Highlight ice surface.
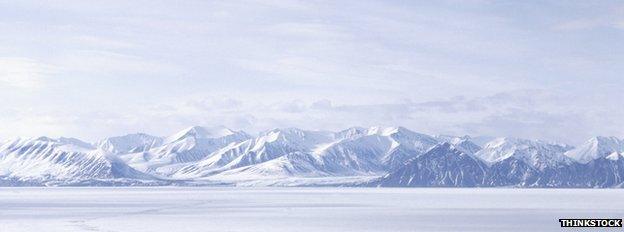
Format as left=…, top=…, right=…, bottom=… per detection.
left=0, top=187, right=622, bottom=232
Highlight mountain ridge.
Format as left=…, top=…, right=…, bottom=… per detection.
left=1, top=126, right=623, bottom=187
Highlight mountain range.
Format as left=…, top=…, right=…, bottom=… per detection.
left=1, top=126, right=623, bottom=187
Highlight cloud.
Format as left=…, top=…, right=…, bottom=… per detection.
left=185, top=97, right=243, bottom=111
left=2, top=88, right=622, bottom=145
left=0, top=57, right=56, bottom=89
left=72, top=35, right=137, bottom=49
left=264, top=22, right=353, bottom=40
left=271, top=100, right=307, bottom=113
left=311, top=99, right=332, bottom=110
left=554, top=19, right=606, bottom=31
left=53, top=50, right=180, bottom=75
left=551, top=5, right=624, bottom=31
left=140, top=90, right=593, bottom=144
left=553, top=18, right=624, bottom=31
left=0, top=1, right=622, bottom=145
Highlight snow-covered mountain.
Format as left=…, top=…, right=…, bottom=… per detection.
left=118, top=126, right=251, bottom=177
left=375, top=136, right=624, bottom=188
left=0, top=137, right=154, bottom=186
left=377, top=142, right=487, bottom=187
left=181, top=126, right=440, bottom=182
left=475, top=138, right=574, bottom=169
left=172, top=128, right=333, bottom=179
left=1, top=127, right=623, bottom=187
left=565, top=136, right=624, bottom=164
left=436, top=135, right=482, bottom=155
left=477, top=138, right=573, bottom=187
left=96, top=133, right=163, bottom=154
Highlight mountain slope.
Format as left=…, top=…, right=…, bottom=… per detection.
left=475, top=138, right=574, bottom=170
left=172, top=128, right=333, bottom=178
left=377, top=143, right=487, bottom=187
left=313, top=126, right=439, bottom=174
left=0, top=137, right=153, bottom=185
left=190, top=126, right=440, bottom=180
left=96, top=133, right=163, bottom=154
left=0, top=127, right=623, bottom=188
left=565, top=136, right=624, bottom=164
left=117, top=126, right=251, bottom=177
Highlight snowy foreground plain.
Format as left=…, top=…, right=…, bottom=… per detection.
left=1, top=188, right=623, bottom=232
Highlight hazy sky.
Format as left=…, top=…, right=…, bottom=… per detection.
left=1, top=0, right=623, bottom=144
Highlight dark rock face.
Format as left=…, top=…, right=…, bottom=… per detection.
left=376, top=144, right=624, bottom=188
left=485, top=157, right=539, bottom=187
left=378, top=143, right=487, bottom=187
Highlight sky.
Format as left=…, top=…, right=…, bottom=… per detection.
left=0, top=0, right=623, bottom=145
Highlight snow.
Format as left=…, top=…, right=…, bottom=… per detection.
left=2, top=126, right=624, bottom=187
left=0, top=137, right=136, bottom=180
left=165, top=125, right=240, bottom=143
left=379, top=143, right=487, bottom=187
left=444, top=136, right=482, bottom=155
left=606, top=152, right=623, bottom=161
left=565, top=136, right=624, bottom=163
left=96, top=133, right=163, bottom=154
left=366, top=126, right=400, bottom=136
left=334, top=127, right=366, bottom=140
left=474, top=137, right=572, bottom=168
left=115, top=126, right=251, bottom=177
left=1, top=187, right=623, bottom=232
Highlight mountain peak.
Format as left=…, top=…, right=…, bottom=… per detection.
left=475, top=137, right=571, bottom=167
left=565, top=136, right=624, bottom=163
left=57, top=137, right=95, bottom=149
left=335, top=127, right=367, bottom=140
left=16, top=136, right=93, bottom=148
left=449, top=138, right=481, bottom=155
left=96, top=133, right=163, bottom=154
left=257, top=128, right=333, bottom=149
left=431, top=142, right=455, bottom=151
left=606, top=152, right=623, bottom=161
left=3, top=127, right=624, bottom=187
left=593, top=136, right=621, bottom=142
left=427, top=141, right=479, bottom=157
left=167, top=126, right=238, bottom=142
left=365, top=126, right=434, bottom=140
left=366, top=126, right=405, bottom=136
